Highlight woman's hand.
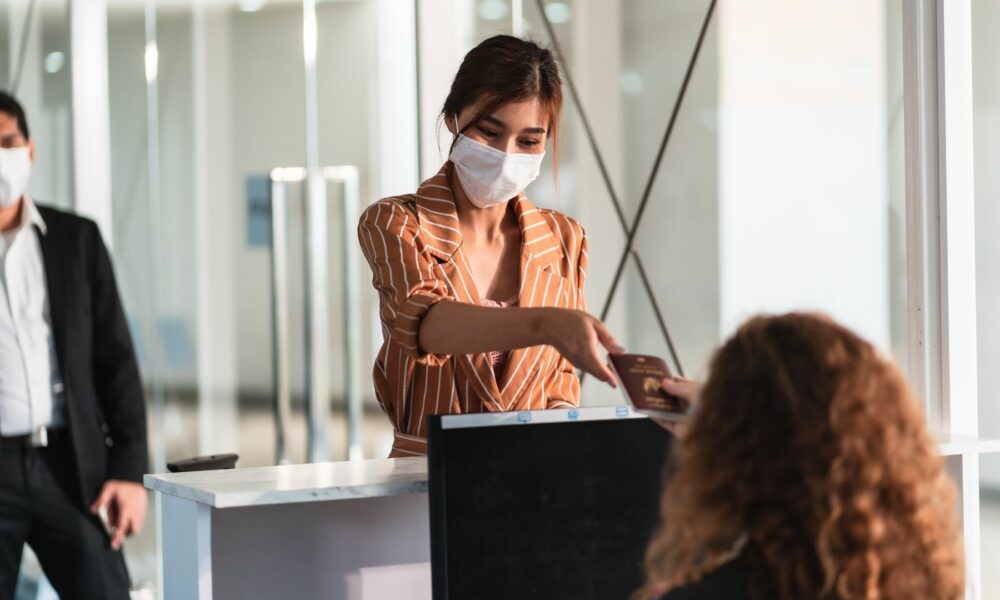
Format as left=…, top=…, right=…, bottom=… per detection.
left=662, top=376, right=701, bottom=404
left=654, top=376, right=702, bottom=437
left=539, top=308, right=624, bottom=386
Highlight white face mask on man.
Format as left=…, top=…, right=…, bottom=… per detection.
left=0, top=147, right=31, bottom=208
left=448, top=116, right=545, bottom=208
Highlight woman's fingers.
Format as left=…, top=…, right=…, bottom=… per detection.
left=662, top=377, right=701, bottom=403
left=587, top=362, right=617, bottom=387
left=590, top=354, right=618, bottom=387
left=548, top=309, right=621, bottom=387
left=587, top=321, right=619, bottom=386
left=593, top=319, right=626, bottom=355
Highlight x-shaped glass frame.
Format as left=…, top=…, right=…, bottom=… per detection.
left=534, top=0, right=719, bottom=378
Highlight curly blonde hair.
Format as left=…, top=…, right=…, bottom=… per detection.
left=640, top=313, right=963, bottom=599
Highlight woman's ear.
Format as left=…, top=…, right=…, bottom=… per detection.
left=444, top=114, right=457, bottom=135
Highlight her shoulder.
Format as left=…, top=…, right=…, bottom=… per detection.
left=537, top=208, right=587, bottom=247
left=359, top=196, right=420, bottom=235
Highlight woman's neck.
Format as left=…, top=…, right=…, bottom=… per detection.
left=450, top=172, right=516, bottom=243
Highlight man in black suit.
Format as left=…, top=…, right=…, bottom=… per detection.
left=0, top=91, right=147, bottom=598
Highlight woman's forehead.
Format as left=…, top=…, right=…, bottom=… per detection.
left=464, top=97, right=549, bottom=130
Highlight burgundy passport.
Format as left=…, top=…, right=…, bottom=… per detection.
left=608, top=354, right=689, bottom=421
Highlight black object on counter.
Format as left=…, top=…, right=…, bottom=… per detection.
left=166, top=453, right=239, bottom=473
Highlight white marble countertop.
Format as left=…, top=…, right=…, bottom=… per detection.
left=143, top=430, right=998, bottom=510
left=144, top=457, right=428, bottom=509
left=936, top=433, right=1000, bottom=456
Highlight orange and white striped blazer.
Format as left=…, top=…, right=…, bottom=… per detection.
left=358, top=162, right=589, bottom=457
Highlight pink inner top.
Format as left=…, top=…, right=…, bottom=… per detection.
left=481, top=290, right=520, bottom=381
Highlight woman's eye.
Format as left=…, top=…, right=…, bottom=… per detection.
left=519, top=139, right=540, bottom=147
left=476, top=127, right=497, bottom=138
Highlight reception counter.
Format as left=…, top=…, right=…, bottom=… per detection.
left=145, top=410, right=999, bottom=600
left=145, top=458, right=432, bottom=600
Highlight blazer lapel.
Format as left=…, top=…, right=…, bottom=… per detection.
left=34, top=221, right=69, bottom=375
left=414, top=164, right=505, bottom=411
left=413, top=162, right=464, bottom=263
left=435, top=255, right=504, bottom=411
left=498, top=196, right=567, bottom=408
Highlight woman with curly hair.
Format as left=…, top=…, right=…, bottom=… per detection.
left=641, top=313, right=964, bottom=600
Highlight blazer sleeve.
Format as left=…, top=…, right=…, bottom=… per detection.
left=87, top=221, right=148, bottom=483
left=358, top=200, right=455, bottom=366
left=545, top=227, right=588, bottom=409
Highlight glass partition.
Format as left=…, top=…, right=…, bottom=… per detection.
left=105, top=0, right=417, bottom=591
left=2, top=1, right=76, bottom=595
left=1, top=0, right=74, bottom=211
left=453, top=0, right=908, bottom=407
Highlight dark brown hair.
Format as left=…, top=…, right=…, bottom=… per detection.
left=640, top=313, right=963, bottom=600
left=0, top=91, right=30, bottom=140
left=441, top=35, right=563, bottom=165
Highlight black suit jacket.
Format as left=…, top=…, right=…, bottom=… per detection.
left=33, top=205, right=147, bottom=508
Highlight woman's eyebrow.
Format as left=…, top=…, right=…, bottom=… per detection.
left=481, top=114, right=546, bottom=135
left=481, top=115, right=507, bottom=129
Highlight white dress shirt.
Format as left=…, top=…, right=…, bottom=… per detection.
left=0, top=196, right=66, bottom=436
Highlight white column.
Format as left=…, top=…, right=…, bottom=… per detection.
left=415, top=0, right=474, bottom=179
left=903, top=0, right=979, bottom=437
left=69, top=0, right=114, bottom=245
left=936, top=0, right=978, bottom=438
left=372, top=0, right=418, bottom=198
left=193, top=2, right=239, bottom=457
left=902, top=1, right=979, bottom=596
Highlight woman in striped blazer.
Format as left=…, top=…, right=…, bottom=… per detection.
left=358, top=35, right=623, bottom=457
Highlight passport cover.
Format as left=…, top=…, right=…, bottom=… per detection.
left=608, top=354, right=689, bottom=421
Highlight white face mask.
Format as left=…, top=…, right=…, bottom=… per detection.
left=0, top=147, right=31, bottom=208
left=449, top=119, right=545, bottom=208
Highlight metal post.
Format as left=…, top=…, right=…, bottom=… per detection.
left=325, top=167, right=363, bottom=460
left=268, top=166, right=360, bottom=463
left=301, top=0, right=329, bottom=463
left=142, top=0, right=166, bottom=476
left=269, top=175, right=293, bottom=465
left=303, top=172, right=331, bottom=463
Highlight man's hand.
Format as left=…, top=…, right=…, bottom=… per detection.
left=89, top=480, right=148, bottom=550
